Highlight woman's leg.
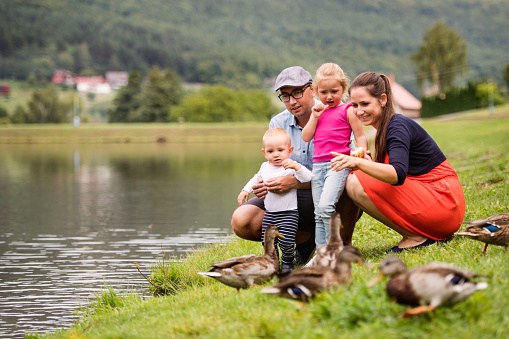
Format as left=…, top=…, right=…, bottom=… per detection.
left=345, top=173, right=428, bottom=248
left=335, top=190, right=359, bottom=246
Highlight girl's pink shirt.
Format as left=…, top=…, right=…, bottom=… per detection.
left=312, top=103, right=353, bottom=162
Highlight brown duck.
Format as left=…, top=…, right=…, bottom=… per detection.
left=368, top=256, right=488, bottom=317
left=455, top=213, right=509, bottom=255
left=261, top=245, right=371, bottom=302
left=198, top=224, right=283, bottom=292
left=311, top=211, right=344, bottom=268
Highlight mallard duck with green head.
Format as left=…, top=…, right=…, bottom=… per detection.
left=455, top=213, right=509, bottom=255
left=198, top=224, right=283, bottom=292
left=261, top=245, right=371, bottom=302
left=368, top=256, right=488, bottom=317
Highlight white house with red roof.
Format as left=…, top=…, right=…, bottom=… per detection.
left=51, top=69, right=128, bottom=94
left=75, top=76, right=112, bottom=94
left=106, top=71, right=128, bottom=90
left=389, top=74, right=422, bottom=119
left=51, top=69, right=76, bottom=86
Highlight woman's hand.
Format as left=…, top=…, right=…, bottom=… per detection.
left=364, top=149, right=372, bottom=160
left=331, top=151, right=398, bottom=184
left=331, top=151, right=363, bottom=172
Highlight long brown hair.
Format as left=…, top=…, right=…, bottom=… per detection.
left=348, top=72, right=395, bottom=163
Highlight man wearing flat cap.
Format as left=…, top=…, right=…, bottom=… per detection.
left=231, top=66, right=317, bottom=267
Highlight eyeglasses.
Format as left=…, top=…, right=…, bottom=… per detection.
left=278, top=84, right=311, bottom=102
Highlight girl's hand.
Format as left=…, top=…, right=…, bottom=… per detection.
left=350, top=147, right=372, bottom=160
left=350, top=147, right=365, bottom=158
left=311, top=103, right=329, bottom=119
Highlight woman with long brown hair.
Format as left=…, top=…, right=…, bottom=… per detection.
left=332, top=72, right=465, bottom=252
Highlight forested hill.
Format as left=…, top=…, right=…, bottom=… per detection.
left=1, top=0, right=508, bottom=94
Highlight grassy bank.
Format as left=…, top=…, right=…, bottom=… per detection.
left=0, top=122, right=269, bottom=144
left=35, top=105, right=509, bottom=338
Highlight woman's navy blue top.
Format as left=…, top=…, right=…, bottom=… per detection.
left=386, top=114, right=446, bottom=185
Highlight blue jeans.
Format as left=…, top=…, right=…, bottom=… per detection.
left=311, top=161, right=351, bottom=247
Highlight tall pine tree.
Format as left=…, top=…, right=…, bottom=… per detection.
left=137, top=67, right=182, bottom=122
left=108, top=71, right=142, bottom=123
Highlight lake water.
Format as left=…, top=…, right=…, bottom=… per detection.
left=0, top=142, right=262, bottom=338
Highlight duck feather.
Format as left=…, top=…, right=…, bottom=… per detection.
left=198, top=224, right=282, bottom=291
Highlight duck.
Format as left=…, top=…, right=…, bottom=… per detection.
left=261, top=245, right=371, bottom=302
left=455, top=213, right=509, bottom=255
left=311, top=211, right=344, bottom=268
left=198, top=224, right=283, bottom=292
left=368, top=256, right=488, bottom=317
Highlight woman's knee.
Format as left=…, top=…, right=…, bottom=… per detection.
left=346, top=173, right=366, bottom=201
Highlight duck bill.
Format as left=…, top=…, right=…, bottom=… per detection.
left=277, top=232, right=285, bottom=239
left=367, top=272, right=385, bottom=288
left=357, top=259, right=373, bottom=269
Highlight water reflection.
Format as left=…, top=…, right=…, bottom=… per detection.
left=0, top=142, right=262, bottom=337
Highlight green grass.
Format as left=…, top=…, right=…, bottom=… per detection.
left=0, top=122, right=269, bottom=144
left=35, top=105, right=509, bottom=338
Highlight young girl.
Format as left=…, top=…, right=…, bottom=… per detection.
left=238, top=128, right=312, bottom=272
left=302, top=63, right=368, bottom=249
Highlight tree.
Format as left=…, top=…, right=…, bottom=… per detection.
left=0, top=105, right=8, bottom=118
left=503, top=62, right=509, bottom=91
left=136, top=67, right=182, bottom=122
left=10, top=105, right=28, bottom=124
left=32, top=56, right=55, bottom=81
left=73, top=43, right=92, bottom=73
left=170, top=85, right=275, bottom=122
left=108, top=71, right=142, bottom=122
left=411, top=21, right=468, bottom=93
left=26, top=87, right=71, bottom=123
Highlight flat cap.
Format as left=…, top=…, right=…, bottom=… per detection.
left=274, top=66, right=312, bottom=91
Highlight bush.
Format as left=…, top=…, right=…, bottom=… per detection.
left=420, top=81, right=505, bottom=117
left=0, top=104, right=8, bottom=118
left=476, top=82, right=506, bottom=108
left=170, top=85, right=276, bottom=122
left=10, top=105, right=28, bottom=124
left=26, top=87, right=72, bottom=123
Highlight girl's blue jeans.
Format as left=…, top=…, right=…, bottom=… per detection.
left=311, top=161, right=351, bottom=248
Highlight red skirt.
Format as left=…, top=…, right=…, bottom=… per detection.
left=355, top=159, right=465, bottom=240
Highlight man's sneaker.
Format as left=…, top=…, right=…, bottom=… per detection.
left=294, top=238, right=315, bottom=267
left=280, top=263, right=294, bottom=274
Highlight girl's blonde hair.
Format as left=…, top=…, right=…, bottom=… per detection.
left=314, top=63, right=349, bottom=96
